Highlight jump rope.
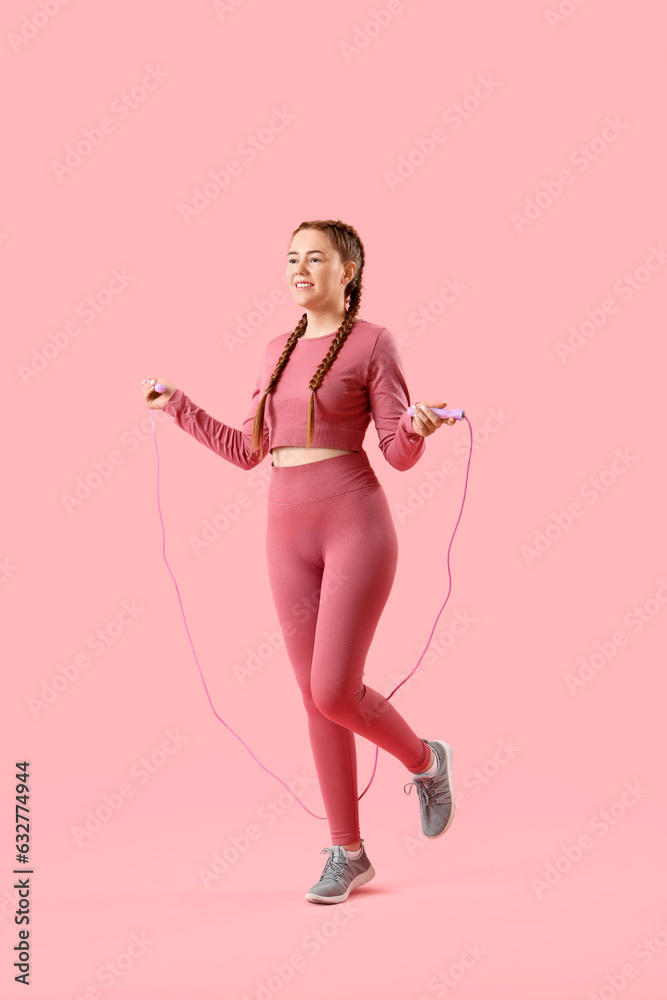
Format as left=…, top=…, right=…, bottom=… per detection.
left=148, top=383, right=473, bottom=821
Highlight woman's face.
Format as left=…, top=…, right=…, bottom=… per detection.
left=286, top=230, right=356, bottom=312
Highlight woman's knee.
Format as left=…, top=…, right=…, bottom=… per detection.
left=312, top=677, right=363, bottom=722
left=298, top=682, right=318, bottom=716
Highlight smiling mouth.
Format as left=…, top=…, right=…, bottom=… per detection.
left=295, top=282, right=314, bottom=289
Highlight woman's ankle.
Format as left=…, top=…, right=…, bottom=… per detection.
left=410, top=747, right=436, bottom=774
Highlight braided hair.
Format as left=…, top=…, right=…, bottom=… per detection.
left=251, top=219, right=365, bottom=460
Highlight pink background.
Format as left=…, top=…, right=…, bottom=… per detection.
left=2, top=1, right=666, bottom=997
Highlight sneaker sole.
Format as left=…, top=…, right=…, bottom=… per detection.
left=304, top=864, right=376, bottom=904
left=424, top=740, right=456, bottom=839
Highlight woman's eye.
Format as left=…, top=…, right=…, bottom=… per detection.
left=288, top=257, right=321, bottom=263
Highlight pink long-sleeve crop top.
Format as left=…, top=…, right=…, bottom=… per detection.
left=162, top=318, right=426, bottom=472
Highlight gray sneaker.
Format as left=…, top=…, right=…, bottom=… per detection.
left=305, top=840, right=375, bottom=904
left=404, top=740, right=455, bottom=838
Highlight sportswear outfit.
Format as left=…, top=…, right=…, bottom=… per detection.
left=163, top=318, right=433, bottom=844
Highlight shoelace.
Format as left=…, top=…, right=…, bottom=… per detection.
left=317, top=848, right=358, bottom=884
left=403, top=773, right=452, bottom=807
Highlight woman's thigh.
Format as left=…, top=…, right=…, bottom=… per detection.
left=265, top=501, right=325, bottom=706
left=309, top=485, right=399, bottom=709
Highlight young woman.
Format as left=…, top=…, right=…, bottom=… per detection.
left=141, top=219, right=457, bottom=904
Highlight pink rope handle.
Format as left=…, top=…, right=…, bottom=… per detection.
left=149, top=409, right=473, bottom=820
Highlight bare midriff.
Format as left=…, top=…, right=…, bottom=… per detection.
left=271, top=446, right=354, bottom=467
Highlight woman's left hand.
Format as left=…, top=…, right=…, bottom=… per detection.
left=410, top=401, right=456, bottom=437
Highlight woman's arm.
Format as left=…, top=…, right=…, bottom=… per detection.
left=162, top=368, right=269, bottom=470
left=367, top=327, right=426, bottom=472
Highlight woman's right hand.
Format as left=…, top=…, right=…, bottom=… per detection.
left=141, top=377, right=176, bottom=410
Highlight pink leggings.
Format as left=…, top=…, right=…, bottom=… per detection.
left=266, top=450, right=431, bottom=844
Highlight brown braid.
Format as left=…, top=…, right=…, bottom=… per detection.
left=251, top=219, right=365, bottom=459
